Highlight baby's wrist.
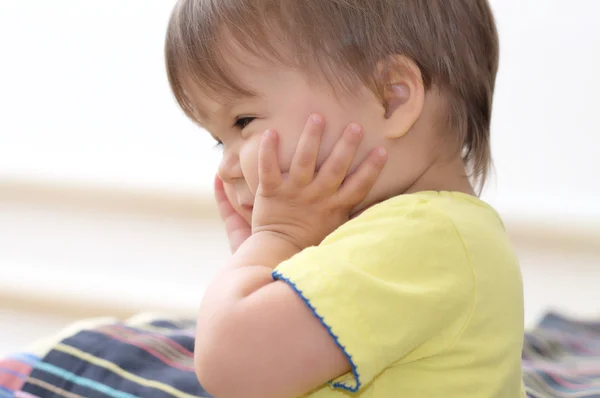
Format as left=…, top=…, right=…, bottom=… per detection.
left=230, top=231, right=301, bottom=269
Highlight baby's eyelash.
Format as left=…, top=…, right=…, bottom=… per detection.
left=233, top=116, right=255, bottom=130
left=213, top=140, right=223, bottom=149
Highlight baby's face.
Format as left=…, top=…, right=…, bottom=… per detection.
left=186, top=56, right=389, bottom=224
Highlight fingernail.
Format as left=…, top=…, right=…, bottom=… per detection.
left=377, top=147, right=387, bottom=158
left=264, top=129, right=274, bottom=138
left=311, top=114, right=323, bottom=125
left=350, top=123, right=362, bottom=135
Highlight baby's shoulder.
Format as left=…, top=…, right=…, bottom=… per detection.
left=331, top=191, right=494, bottom=240
left=319, top=191, right=509, bottom=271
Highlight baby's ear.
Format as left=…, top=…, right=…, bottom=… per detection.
left=380, top=55, right=425, bottom=139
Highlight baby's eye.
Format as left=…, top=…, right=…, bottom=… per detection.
left=233, top=116, right=255, bottom=130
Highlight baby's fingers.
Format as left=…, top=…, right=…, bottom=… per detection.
left=337, top=147, right=387, bottom=205
left=314, top=123, right=363, bottom=191
left=214, top=175, right=236, bottom=221
left=289, top=114, right=324, bottom=186
left=258, top=129, right=283, bottom=194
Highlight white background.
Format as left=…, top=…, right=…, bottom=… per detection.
left=0, top=0, right=599, bottom=220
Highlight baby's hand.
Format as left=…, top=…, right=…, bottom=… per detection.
left=214, top=175, right=252, bottom=253
left=252, top=114, right=387, bottom=250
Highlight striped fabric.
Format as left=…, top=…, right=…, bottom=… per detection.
left=1, top=312, right=599, bottom=397
left=523, top=313, right=600, bottom=397
left=0, top=353, right=39, bottom=398
left=1, top=317, right=211, bottom=398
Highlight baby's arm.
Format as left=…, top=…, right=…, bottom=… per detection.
left=196, top=233, right=348, bottom=398
left=195, top=116, right=386, bottom=398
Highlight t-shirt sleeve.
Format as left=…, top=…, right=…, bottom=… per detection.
left=272, top=200, right=475, bottom=393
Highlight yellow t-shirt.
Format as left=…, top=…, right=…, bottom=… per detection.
left=273, top=191, right=525, bottom=397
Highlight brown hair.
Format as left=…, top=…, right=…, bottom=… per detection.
left=165, top=0, right=499, bottom=190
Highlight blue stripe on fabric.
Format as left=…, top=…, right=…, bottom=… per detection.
left=0, top=386, right=14, bottom=397
left=58, top=330, right=201, bottom=395
left=17, top=353, right=39, bottom=361
left=272, top=271, right=361, bottom=393
left=538, top=371, right=600, bottom=394
left=24, top=361, right=102, bottom=398
left=34, top=362, right=139, bottom=398
left=0, top=366, right=26, bottom=379
left=38, top=347, right=196, bottom=398
left=10, top=353, right=39, bottom=366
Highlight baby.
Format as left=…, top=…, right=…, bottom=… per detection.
left=165, top=1, right=525, bottom=397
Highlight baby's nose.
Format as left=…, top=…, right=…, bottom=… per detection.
left=218, top=152, right=242, bottom=184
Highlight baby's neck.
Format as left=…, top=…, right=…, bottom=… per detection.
left=404, top=154, right=475, bottom=196
left=350, top=155, right=474, bottom=219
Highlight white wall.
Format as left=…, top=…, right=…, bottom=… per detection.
left=0, top=0, right=219, bottom=194
left=487, top=1, right=600, bottom=220
left=0, top=0, right=599, bottom=215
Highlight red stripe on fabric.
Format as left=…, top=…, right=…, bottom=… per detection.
left=0, top=359, right=32, bottom=392
left=94, top=330, right=195, bottom=371
left=0, top=374, right=26, bottom=391
left=0, top=359, right=32, bottom=375
left=104, top=325, right=194, bottom=357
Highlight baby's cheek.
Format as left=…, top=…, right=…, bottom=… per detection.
left=239, top=137, right=261, bottom=195
left=277, top=135, right=299, bottom=173
left=240, top=130, right=299, bottom=194
left=272, top=124, right=335, bottom=172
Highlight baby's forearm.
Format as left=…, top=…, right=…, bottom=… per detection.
left=202, top=232, right=300, bottom=301
left=195, top=232, right=301, bottom=397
